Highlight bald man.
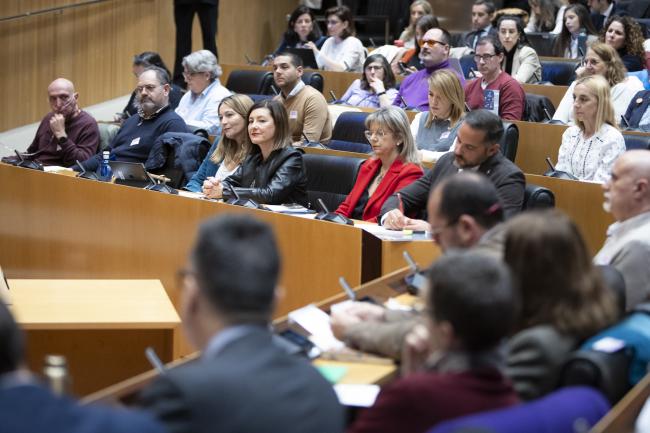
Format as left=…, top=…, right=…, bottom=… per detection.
left=26, top=78, right=99, bottom=167
left=595, top=150, right=650, bottom=310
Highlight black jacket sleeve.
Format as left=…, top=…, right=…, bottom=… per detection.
left=379, top=168, right=434, bottom=222
left=138, top=376, right=193, bottom=433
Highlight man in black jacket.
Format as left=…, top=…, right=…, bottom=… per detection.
left=380, top=109, right=525, bottom=231
left=138, top=214, right=344, bottom=433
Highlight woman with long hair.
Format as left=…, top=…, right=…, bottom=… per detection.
left=339, top=54, right=398, bottom=108
left=552, top=3, right=597, bottom=58
left=497, top=15, right=542, bottom=84
left=525, top=0, right=559, bottom=33
left=398, top=0, right=434, bottom=48
left=600, top=15, right=646, bottom=72
left=273, top=5, right=326, bottom=55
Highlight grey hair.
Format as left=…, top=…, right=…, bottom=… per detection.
left=182, top=49, right=222, bottom=80
left=365, top=107, right=421, bottom=165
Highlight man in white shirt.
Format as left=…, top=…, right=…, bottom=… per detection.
left=595, top=150, right=650, bottom=310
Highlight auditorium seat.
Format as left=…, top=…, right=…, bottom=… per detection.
left=623, top=134, right=650, bottom=150
left=225, top=70, right=274, bottom=95
left=303, top=153, right=365, bottom=212
left=523, top=184, right=555, bottom=210
left=500, top=122, right=519, bottom=162
left=301, top=71, right=324, bottom=93
left=459, top=54, right=477, bottom=79
left=327, top=111, right=372, bottom=153
left=524, top=94, right=556, bottom=122
left=526, top=32, right=558, bottom=57
left=540, top=59, right=579, bottom=86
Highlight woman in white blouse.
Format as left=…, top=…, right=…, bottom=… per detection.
left=552, top=42, right=644, bottom=125
left=305, top=5, right=366, bottom=72
left=555, top=75, right=626, bottom=183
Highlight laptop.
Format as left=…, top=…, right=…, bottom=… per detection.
left=109, top=161, right=154, bottom=188
left=285, top=48, right=319, bottom=69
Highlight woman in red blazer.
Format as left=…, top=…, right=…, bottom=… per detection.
left=336, top=107, right=423, bottom=222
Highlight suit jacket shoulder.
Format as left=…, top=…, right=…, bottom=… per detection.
left=479, top=152, right=525, bottom=217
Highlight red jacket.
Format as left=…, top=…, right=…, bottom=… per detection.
left=336, top=157, right=423, bottom=222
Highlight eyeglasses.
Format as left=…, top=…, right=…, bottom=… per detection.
left=183, top=71, right=202, bottom=80
left=418, top=39, right=447, bottom=49
left=326, top=19, right=341, bottom=26
left=365, top=65, right=383, bottom=71
left=135, top=84, right=162, bottom=93
left=473, top=53, right=498, bottom=62
left=364, top=129, right=389, bottom=141
left=430, top=219, right=458, bottom=240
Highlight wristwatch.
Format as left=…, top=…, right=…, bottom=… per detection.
left=57, top=136, right=67, bottom=145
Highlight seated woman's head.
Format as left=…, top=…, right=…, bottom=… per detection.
left=210, top=94, right=254, bottom=164
left=427, top=69, right=465, bottom=126
left=360, top=54, right=395, bottom=91
left=409, top=0, right=434, bottom=28
left=528, top=0, right=557, bottom=30
left=583, top=42, right=627, bottom=86
left=325, top=5, right=355, bottom=39
left=364, top=107, right=420, bottom=164
left=600, top=15, right=645, bottom=57
left=182, top=50, right=221, bottom=94
left=132, top=51, right=170, bottom=78
left=247, top=99, right=290, bottom=152
left=286, top=5, right=321, bottom=43
left=562, top=3, right=593, bottom=36
left=504, top=210, right=618, bottom=338
left=572, top=74, right=616, bottom=132
left=497, top=15, right=528, bottom=52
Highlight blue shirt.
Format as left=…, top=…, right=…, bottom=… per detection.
left=175, top=79, right=231, bottom=136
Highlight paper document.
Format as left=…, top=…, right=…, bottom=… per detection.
left=288, top=304, right=344, bottom=351
left=334, top=384, right=380, bottom=407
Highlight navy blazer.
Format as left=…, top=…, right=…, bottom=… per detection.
left=623, top=90, right=650, bottom=128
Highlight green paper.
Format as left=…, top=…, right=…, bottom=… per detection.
left=317, top=365, right=348, bottom=384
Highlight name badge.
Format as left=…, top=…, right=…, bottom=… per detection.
left=289, top=110, right=298, bottom=119
left=440, top=131, right=451, bottom=139
left=130, top=137, right=141, bottom=146
left=483, top=89, right=500, bottom=116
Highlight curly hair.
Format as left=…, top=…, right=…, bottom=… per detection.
left=599, top=15, right=646, bottom=62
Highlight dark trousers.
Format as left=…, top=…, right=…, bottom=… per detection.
left=173, top=1, right=219, bottom=87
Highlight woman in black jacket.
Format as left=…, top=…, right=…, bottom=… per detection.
left=205, top=99, right=307, bottom=206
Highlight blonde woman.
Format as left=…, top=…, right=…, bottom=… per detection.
left=184, top=94, right=253, bottom=193
left=555, top=75, right=626, bottom=183
left=410, top=69, right=465, bottom=162
left=336, top=107, right=423, bottom=222
left=398, top=0, right=434, bottom=49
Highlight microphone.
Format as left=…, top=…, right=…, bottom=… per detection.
left=543, top=108, right=553, bottom=121
left=339, top=276, right=356, bottom=301
left=301, top=131, right=325, bottom=148
left=75, top=159, right=99, bottom=180
left=224, top=182, right=262, bottom=209
left=317, top=198, right=330, bottom=213
left=399, top=95, right=418, bottom=111
left=225, top=181, right=240, bottom=200
left=545, top=157, right=556, bottom=172
left=329, top=90, right=340, bottom=104
left=369, top=38, right=377, bottom=48
left=244, top=54, right=258, bottom=65
left=621, top=114, right=630, bottom=129
left=403, top=251, right=418, bottom=272
left=314, top=198, right=353, bottom=225
left=402, top=251, right=428, bottom=296
left=14, top=150, right=24, bottom=162
left=13, top=150, right=43, bottom=171
left=343, top=61, right=353, bottom=72
left=145, top=347, right=166, bottom=375
left=469, top=67, right=478, bottom=78
left=270, top=84, right=280, bottom=96
left=464, top=102, right=472, bottom=112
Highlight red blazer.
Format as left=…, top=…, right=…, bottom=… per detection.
left=336, top=157, right=423, bottom=222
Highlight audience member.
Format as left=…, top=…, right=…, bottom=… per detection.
left=121, top=52, right=183, bottom=120
left=397, top=0, right=434, bottom=49
left=595, top=149, right=650, bottom=309
left=622, top=90, right=650, bottom=130
left=463, top=0, right=498, bottom=49
left=335, top=107, right=423, bottom=222
left=272, top=52, right=332, bottom=145
left=553, top=4, right=598, bottom=58
left=0, top=302, right=165, bottom=433
left=392, top=14, right=440, bottom=74
left=172, top=0, right=220, bottom=88
left=553, top=42, right=644, bottom=124
left=497, top=15, right=542, bottom=84
left=306, top=5, right=366, bottom=72
left=410, top=69, right=466, bottom=162
left=215, top=99, right=308, bottom=205
left=504, top=210, right=619, bottom=400
left=525, top=0, right=561, bottom=33
left=76, top=67, right=187, bottom=172
left=139, top=214, right=344, bottom=433
left=393, top=28, right=465, bottom=112
left=600, top=15, right=646, bottom=72
left=464, top=36, right=527, bottom=120
left=380, top=109, right=525, bottom=230
left=339, top=54, right=398, bottom=108
left=331, top=172, right=506, bottom=360
left=175, top=49, right=231, bottom=136
left=555, top=75, right=626, bottom=182
left=274, top=5, right=326, bottom=55
left=26, top=78, right=99, bottom=167
left=347, top=251, right=519, bottom=433
left=588, top=0, right=625, bottom=31
left=185, top=94, right=253, bottom=193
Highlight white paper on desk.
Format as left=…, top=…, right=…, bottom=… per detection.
left=288, top=304, right=344, bottom=351
left=356, top=223, right=431, bottom=242
left=264, top=204, right=314, bottom=214
left=334, top=384, right=380, bottom=407
left=177, top=190, right=205, bottom=199
left=43, top=166, right=73, bottom=173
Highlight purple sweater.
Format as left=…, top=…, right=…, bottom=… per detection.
left=27, top=111, right=99, bottom=167
left=393, top=60, right=466, bottom=112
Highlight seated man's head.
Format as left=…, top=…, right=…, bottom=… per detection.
left=427, top=171, right=504, bottom=251
left=418, top=28, right=451, bottom=69
left=180, top=214, right=280, bottom=349
left=0, top=302, right=25, bottom=376
left=273, top=53, right=304, bottom=95
left=474, top=36, right=504, bottom=82
left=135, top=66, right=171, bottom=117
left=453, top=109, right=503, bottom=169
left=471, top=0, right=495, bottom=31
left=48, top=78, right=78, bottom=118
left=603, top=149, right=650, bottom=222
left=426, top=250, right=515, bottom=353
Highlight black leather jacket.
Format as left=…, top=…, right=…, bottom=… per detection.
left=222, top=146, right=308, bottom=206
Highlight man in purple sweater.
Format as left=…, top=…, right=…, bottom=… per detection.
left=393, top=28, right=466, bottom=112
left=27, top=78, right=99, bottom=167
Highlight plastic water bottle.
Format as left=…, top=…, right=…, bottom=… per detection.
left=577, top=28, right=587, bottom=58
left=100, top=150, right=112, bottom=181
left=43, top=354, right=71, bottom=396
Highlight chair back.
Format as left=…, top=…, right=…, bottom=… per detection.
left=523, top=184, right=555, bottom=210
left=303, top=153, right=365, bottom=211
left=540, top=59, right=579, bottom=85
left=624, top=134, right=650, bottom=150
left=500, top=122, right=519, bottom=162
left=225, top=70, right=274, bottom=95
left=302, top=71, right=324, bottom=93
left=526, top=32, right=558, bottom=57
left=524, top=94, right=556, bottom=122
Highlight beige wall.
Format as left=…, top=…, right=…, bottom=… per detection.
left=0, top=0, right=295, bottom=131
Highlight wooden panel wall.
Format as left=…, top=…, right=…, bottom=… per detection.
left=0, top=0, right=295, bottom=131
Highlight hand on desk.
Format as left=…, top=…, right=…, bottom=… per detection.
left=330, top=302, right=386, bottom=341
left=202, top=177, right=223, bottom=199
left=383, top=209, right=431, bottom=232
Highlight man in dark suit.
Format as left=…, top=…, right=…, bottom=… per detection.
left=462, top=0, right=498, bottom=49
left=380, top=109, right=525, bottom=231
left=623, top=90, right=650, bottom=130
left=0, top=302, right=164, bottom=433
left=588, top=0, right=625, bottom=31
left=138, top=214, right=344, bottom=433
left=173, top=0, right=220, bottom=88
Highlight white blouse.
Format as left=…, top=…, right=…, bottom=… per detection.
left=555, top=123, right=626, bottom=183
left=317, top=36, right=366, bottom=72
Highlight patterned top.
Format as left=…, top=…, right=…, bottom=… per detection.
left=556, top=123, right=626, bottom=183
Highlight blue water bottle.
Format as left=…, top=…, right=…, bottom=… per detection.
left=100, top=151, right=112, bottom=181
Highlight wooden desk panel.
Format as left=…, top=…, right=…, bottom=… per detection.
left=514, top=120, right=569, bottom=174
left=525, top=174, right=613, bottom=255
left=381, top=240, right=440, bottom=275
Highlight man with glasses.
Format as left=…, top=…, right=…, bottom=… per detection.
left=463, top=0, right=497, bottom=49
left=464, top=36, right=526, bottom=120
left=24, top=78, right=100, bottom=167
left=75, top=66, right=187, bottom=172
left=393, top=28, right=465, bottom=112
